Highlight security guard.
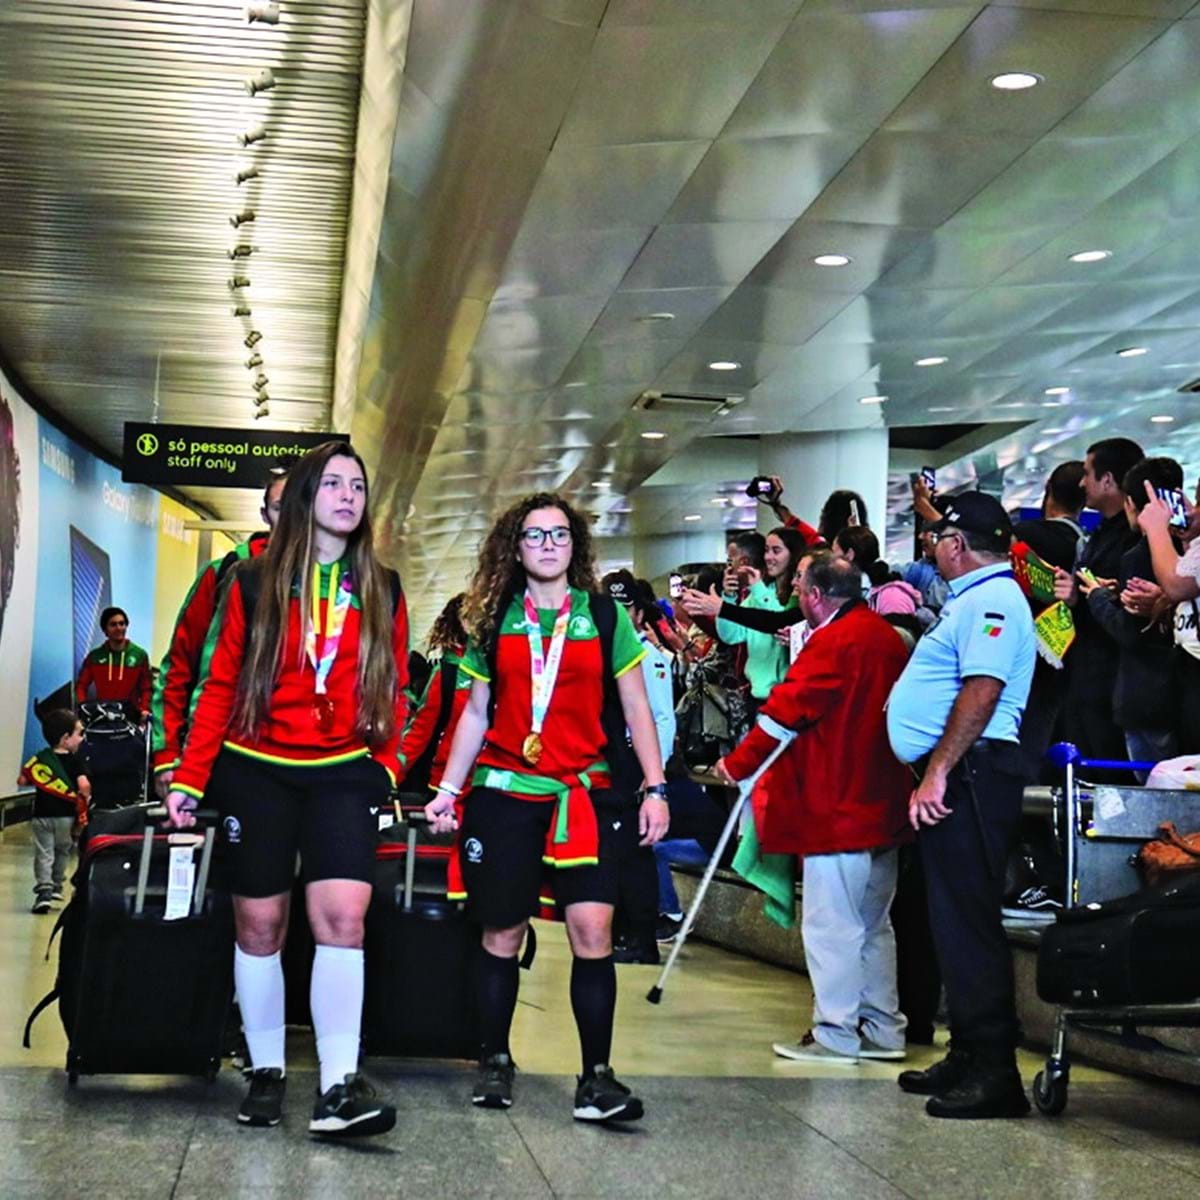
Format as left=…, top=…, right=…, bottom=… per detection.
left=886, top=492, right=1035, bottom=1119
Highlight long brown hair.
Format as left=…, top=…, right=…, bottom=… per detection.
left=232, top=440, right=399, bottom=746
left=461, top=492, right=597, bottom=652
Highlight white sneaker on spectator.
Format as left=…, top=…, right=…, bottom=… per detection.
left=859, top=1039, right=906, bottom=1061
left=772, top=1031, right=858, bottom=1066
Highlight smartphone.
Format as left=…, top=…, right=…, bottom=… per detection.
left=1158, top=487, right=1189, bottom=530
left=921, top=465, right=936, bottom=492
left=669, top=573, right=684, bottom=600
left=1077, top=566, right=1099, bottom=588
left=848, top=498, right=861, bottom=527
left=745, top=475, right=774, bottom=500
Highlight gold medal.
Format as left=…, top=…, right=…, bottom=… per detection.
left=522, top=732, right=543, bottom=766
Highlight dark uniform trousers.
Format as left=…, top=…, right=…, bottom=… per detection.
left=918, top=739, right=1027, bottom=1064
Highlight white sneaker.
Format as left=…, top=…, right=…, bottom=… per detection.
left=859, top=1038, right=907, bottom=1061
left=772, top=1032, right=859, bottom=1066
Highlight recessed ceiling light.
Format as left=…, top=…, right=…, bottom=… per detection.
left=640, top=431, right=667, bottom=440
left=683, top=514, right=702, bottom=522
left=996, top=401, right=1027, bottom=409
left=563, top=380, right=587, bottom=389
left=813, top=253, right=852, bottom=267
left=990, top=72, right=1042, bottom=91
left=915, top=356, right=948, bottom=367
left=858, top=394, right=888, bottom=405
left=1117, top=346, right=1149, bottom=358
left=1044, top=386, right=1070, bottom=396
left=711, top=496, right=729, bottom=505
left=637, top=312, right=676, bottom=323
left=1041, top=400, right=1066, bottom=408
left=708, top=360, right=741, bottom=371
left=592, top=480, right=611, bottom=489
left=1151, top=414, right=1175, bottom=423
left=1068, top=249, right=1111, bottom=264
left=927, top=406, right=956, bottom=413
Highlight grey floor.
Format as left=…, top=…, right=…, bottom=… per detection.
left=3, top=1064, right=1200, bottom=1199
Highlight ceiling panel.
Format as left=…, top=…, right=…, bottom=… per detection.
left=724, top=8, right=980, bottom=138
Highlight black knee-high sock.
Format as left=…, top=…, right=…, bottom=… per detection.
left=476, top=947, right=520, bottom=1059
left=570, top=955, right=616, bottom=1079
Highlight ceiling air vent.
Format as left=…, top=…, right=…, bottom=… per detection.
left=1177, top=377, right=1200, bottom=394
left=634, top=390, right=742, bottom=416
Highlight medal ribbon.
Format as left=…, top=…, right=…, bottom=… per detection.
left=524, top=590, right=573, bottom=738
left=306, top=562, right=353, bottom=695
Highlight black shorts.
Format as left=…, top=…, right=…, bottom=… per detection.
left=458, top=787, right=635, bottom=929
left=207, top=750, right=390, bottom=899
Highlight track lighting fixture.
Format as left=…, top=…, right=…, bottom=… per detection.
left=245, top=352, right=263, bottom=369
left=238, top=125, right=266, bottom=147
left=245, top=68, right=276, bottom=97
left=244, top=330, right=263, bottom=348
left=228, top=245, right=253, bottom=259
left=246, top=2, right=280, bottom=25
left=253, top=374, right=269, bottom=390
left=230, top=210, right=256, bottom=228
left=235, top=166, right=260, bottom=185
left=232, top=304, right=251, bottom=318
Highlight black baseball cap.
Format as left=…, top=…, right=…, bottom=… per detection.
left=930, top=491, right=1013, bottom=541
left=601, top=569, right=638, bottom=607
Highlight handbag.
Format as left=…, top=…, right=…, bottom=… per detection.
left=1137, top=821, right=1200, bottom=886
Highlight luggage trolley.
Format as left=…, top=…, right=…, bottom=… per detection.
left=1032, top=742, right=1200, bottom=1116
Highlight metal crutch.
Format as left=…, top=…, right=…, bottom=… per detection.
left=647, top=723, right=796, bottom=1004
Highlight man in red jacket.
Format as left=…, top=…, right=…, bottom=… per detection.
left=716, top=554, right=912, bottom=1065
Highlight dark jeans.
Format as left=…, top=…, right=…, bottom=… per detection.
left=919, top=740, right=1026, bottom=1064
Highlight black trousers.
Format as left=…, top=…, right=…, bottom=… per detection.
left=919, top=740, right=1026, bottom=1064
left=891, top=844, right=940, bottom=1041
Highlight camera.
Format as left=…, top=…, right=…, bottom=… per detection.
left=745, top=475, right=776, bottom=501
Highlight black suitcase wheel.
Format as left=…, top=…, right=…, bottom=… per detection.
left=1033, top=1067, right=1068, bottom=1116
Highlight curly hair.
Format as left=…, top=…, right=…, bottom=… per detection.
left=461, top=493, right=598, bottom=651
left=427, top=593, right=467, bottom=654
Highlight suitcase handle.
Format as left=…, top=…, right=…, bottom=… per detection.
left=135, top=809, right=219, bottom=918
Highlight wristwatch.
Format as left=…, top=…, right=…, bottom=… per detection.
left=640, top=783, right=669, bottom=801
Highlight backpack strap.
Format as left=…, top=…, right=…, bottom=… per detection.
left=23, top=988, right=59, bottom=1049
left=588, top=592, right=640, bottom=796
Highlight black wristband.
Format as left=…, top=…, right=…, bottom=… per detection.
left=640, top=783, right=669, bottom=800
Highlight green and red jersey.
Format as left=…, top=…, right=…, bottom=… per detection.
left=171, top=560, right=410, bottom=801
left=76, top=641, right=151, bottom=711
left=459, top=587, right=644, bottom=785
left=395, top=647, right=470, bottom=790
left=151, top=532, right=268, bottom=773
left=445, top=589, right=643, bottom=901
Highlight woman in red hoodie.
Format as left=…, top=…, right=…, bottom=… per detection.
left=166, top=441, right=408, bottom=1140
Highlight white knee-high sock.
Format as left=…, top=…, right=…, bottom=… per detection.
left=234, top=946, right=286, bottom=1072
left=310, top=944, right=364, bottom=1094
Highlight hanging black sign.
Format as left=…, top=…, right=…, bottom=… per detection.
left=122, top=423, right=338, bottom=488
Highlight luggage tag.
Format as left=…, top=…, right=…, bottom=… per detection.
left=164, top=835, right=201, bottom=921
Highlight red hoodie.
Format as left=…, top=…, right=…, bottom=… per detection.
left=172, top=561, right=409, bottom=800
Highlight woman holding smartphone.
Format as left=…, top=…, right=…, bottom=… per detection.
left=425, top=492, right=668, bottom=1123
left=166, top=440, right=408, bottom=1139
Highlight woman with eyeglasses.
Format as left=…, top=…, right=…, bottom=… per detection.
left=425, top=493, right=668, bottom=1123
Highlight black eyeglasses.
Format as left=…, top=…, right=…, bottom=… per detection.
left=521, top=525, right=572, bottom=548
left=928, top=528, right=961, bottom=546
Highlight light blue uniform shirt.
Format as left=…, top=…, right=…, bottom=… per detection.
left=637, top=634, right=677, bottom=767
left=886, top=563, right=1035, bottom=764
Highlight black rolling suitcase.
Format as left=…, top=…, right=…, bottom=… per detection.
left=24, top=805, right=234, bottom=1082
left=80, top=701, right=149, bottom=809
left=1036, top=875, right=1200, bottom=1006
left=360, top=804, right=534, bottom=1060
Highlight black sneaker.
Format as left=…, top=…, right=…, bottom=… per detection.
left=237, top=1067, right=285, bottom=1127
left=612, top=937, right=660, bottom=965
left=31, top=898, right=51, bottom=914
left=572, top=1065, right=644, bottom=1123
left=309, top=1073, right=396, bottom=1138
left=50, top=889, right=65, bottom=902
left=656, top=915, right=683, bottom=944
left=1001, top=886, right=1061, bottom=922
left=472, top=1053, right=515, bottom=1109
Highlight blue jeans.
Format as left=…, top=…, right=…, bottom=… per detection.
left=653, top=838, right=710, bottom=916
